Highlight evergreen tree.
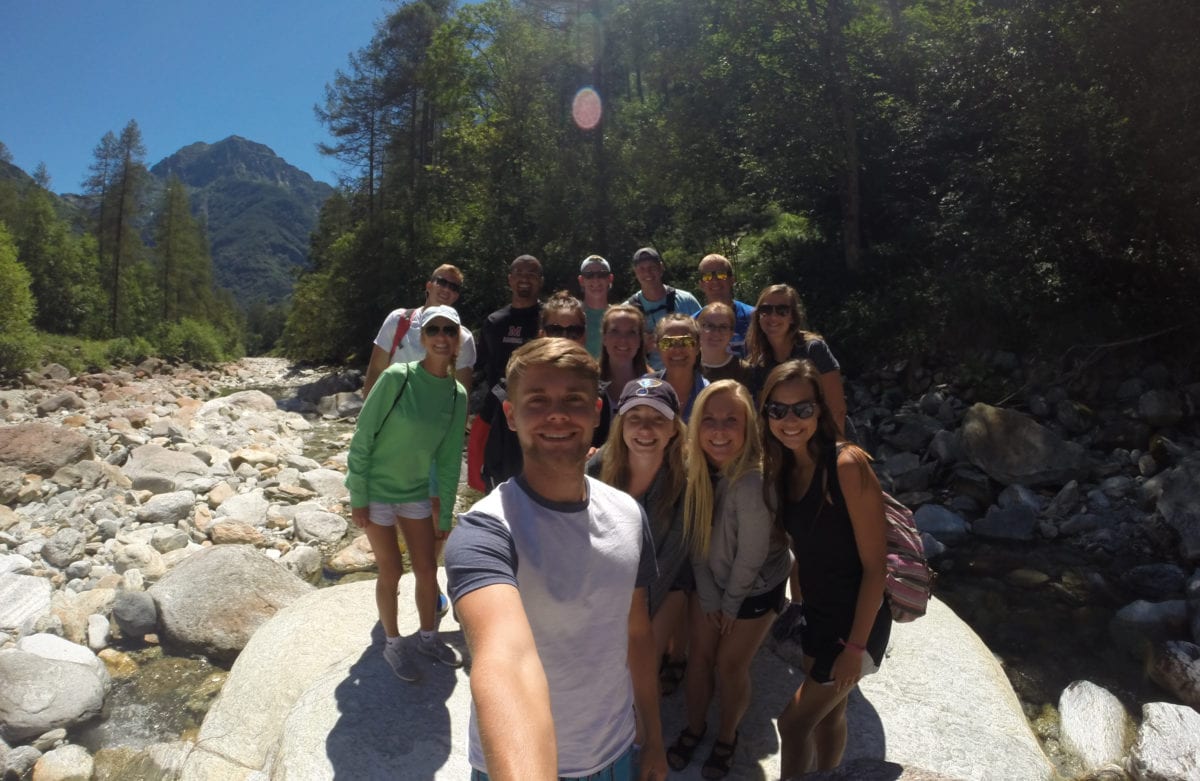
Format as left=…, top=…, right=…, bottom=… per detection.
left=0, top=222, right=38, bottom=375
left=153, top=176, right=214, bottom=322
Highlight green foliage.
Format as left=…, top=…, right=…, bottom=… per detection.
left=104, top=336, right=155, bottom=366
left=157, top=318, right=230, bottom=366
left=0, top=222, right=38, bottom=375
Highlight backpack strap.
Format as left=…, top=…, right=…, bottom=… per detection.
left=388, top=308, right=415, bottom=361
left=373, top=365, right=411, bottom=439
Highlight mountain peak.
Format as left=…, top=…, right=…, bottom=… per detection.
left=151, top=136, right=328, bottom=193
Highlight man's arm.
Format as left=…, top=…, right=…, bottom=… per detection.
left=362, top=345, right=391, bottom=399
left=458, top=583, right=557, bottom=780
left=628, top=588, right=667, bottom=780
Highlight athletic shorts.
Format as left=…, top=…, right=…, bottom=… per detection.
left=470, top=743, right=634, bottom=781
left=367, top=500, right=432, bottom=526
left=801, top=599, right=891, bottom=684
left=736, top=578, right=787, bottom=620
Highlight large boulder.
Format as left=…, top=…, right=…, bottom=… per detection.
left=181, top=582, right=1051, bottom=781
left=960, top=403, right=1090, bottom=487
left=135, top=490, right=197, bottom=525
left=1058, top=680, right=1133, bottom=772
left=1146, top=459, right=1200, bottom=562
left=1128, top=702, right=1200, bottom=781
left=1148, top=640, right=1200, bottom=711
left=121, top=444, right=209, bottom=494
left=149, top=545, right=314, bottom=663
left=0, top=423, right=93, bottom=477
left=0, top=635, right=110, bottom=742
left=0, top=572, right=53, bottom=636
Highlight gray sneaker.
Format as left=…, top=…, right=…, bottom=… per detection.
left=417, top=634, right=463, bottom=668
left=383, top=639, right=421, bottom=682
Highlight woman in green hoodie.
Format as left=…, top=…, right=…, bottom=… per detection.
left=346, top=305, right=468, bottom=682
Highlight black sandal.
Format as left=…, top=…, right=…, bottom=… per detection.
left=658, top=656, right=687, bottom=696
left=701, top=731, right=738, bottom=780
left=666, top=724, right=705, bottom=771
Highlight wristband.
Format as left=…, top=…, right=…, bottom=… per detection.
left=839, top=638, right=866, bottom=654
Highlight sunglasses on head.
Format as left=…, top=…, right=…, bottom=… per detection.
left=758, top=303, right=791, bottom=318
left=580, top=271, right=610, bottom=280
left=764, top=400, right=818, bottom=421
left=431, top=276, right=462, bottom=294
left=699, top=271, right=730, bottom=283
left=657, top=335, right=697, bottom=350
left=423, top=323, right=459, bottom=337
left=544, top=323, right=586, bottom=339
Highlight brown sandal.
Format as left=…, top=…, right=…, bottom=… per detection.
left=701, top=731, right=738, bottom=780
left=658, top=655, right=687, bottom=696
left=666, top=724, right=705, bottom=771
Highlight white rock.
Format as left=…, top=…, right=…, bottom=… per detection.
left=86, top=614, right=110, bottom=651
left=293, top=510, right=348, bottom=544
left=214, top=489, right=270, bottom=526
left=298, top=468, right=349, bottom=500
left=1058, top=680, right=1133, bottom=771
left=32, top=742, right=93, bottom=780
left=0, top=572, right=53, bottom=636
left=1129, top=702, right=1200, bottom=781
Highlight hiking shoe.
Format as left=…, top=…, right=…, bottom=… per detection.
left=383, top=640, right=421, bottom=682
left=417, top=634, right=463, bottom=668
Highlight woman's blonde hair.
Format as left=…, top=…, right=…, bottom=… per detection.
left=599, top=304, right=649, bottom=380
left=599, top=408, right=686, bottom=521
left=682, top=380, right=762, bottom=558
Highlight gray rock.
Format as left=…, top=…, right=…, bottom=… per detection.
left=1148, top=460, right=1200, bottom=561
left=149, top=545, right=313, bottom=663
left=299, top=468, right=349, bottom=500
left=90, top=740, right=190, bottom=780
left=1149, top=641, right=1200, bottom=711
left=0, top=554, right=33, bottom=576
left=0, top=572, right=53, bottom=636
left=316, top=392, right=364, bottom=418
left=112, top=591, right=157, bottom=638
left=41, top=528, right=86, bottom=569
left=913, top=505, right=970, bottom=543
left=32, top=743, right=94, bottom=780
left=134, top=490, right=196, bottom=526
left=293, top=510, right=348, bottom=544
left=1138, top=390, right=1183, bottom=428
left=1055, top=399, right=1094, bottom=435
left=1058, top=680, right=1133, bottom=772
left=926, top=429, right=962, bottom=465
left=112, top=544, right=166, bottom=581
left=31, top=727, right=67, bottom=752
left=1117, top=377, right=1148, bottom=401
left=1100, top=475, right=1134, bottom=499
left=878, top=414, right=943, bottom=452
left=998, top=484, right=1043, bottom=514
left=961, top=403, right=1090, bottom=487
left=213, top=488, right=269, bottom=526
left=0, top=466, right=22, bottom=505
left=279, top=545, right=323, bottom=583
left=0, top=636, right=110, bottom=742
left=150, top=527, right=189, bottom=554
left=86, top=614, right=110, bottom=651
left=1138, top=453, right=1159, bottom=478
left=0, top=424, right=94, bottom=478
left=121, top=444, right=209, bottom=494
left=4, top=745, right=41, bottom=779
left=1121, top=564, right=1187, bottom=600
left=919, top=533, right=947, bottom=559
left=1109, top=600, right=1189, bottom=662
left=196, top=390, right=278, bottom=416
left=1059, top=513, right=1114, bottom=537
left=1128, top=702, right=1200, bottom=781
left=972, top=504, right=1037, bottom=541
left=35, top=391, right=86, bottom=417
left=946, top=465, right=994, bottom=507
left=1045, top=480, right=1081, bottom=518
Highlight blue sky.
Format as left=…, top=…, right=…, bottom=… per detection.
left=0, top=1, right=395, bottom=190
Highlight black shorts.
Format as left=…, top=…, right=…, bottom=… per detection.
left=801, top=600, right=891, bottom=684
left=736, top=578, right=787, bottom=620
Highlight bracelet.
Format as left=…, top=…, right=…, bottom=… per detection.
left=839, top=638, right=866, bottom=654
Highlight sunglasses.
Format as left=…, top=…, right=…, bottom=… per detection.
left=580, top=271, right=610, bottom=280
left=699, top=272, right=730, bottom=283
left=757, top=303, right=791, bottom=318
left=423, top=323, right=459, bottom=337
left=764, top=400, right=818, bottom=421
left=657, top=335, right=697, bottom=350
left=431, top=276, right=462, bottom=294
left=700, top=321, right=732, bottom=334
left=544, top=323, right=586, bottom=339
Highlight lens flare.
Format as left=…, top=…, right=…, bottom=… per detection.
left=572, top=87, right=602, bottom=131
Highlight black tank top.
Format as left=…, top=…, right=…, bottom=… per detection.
left=782, top=451, right=862, bottom=628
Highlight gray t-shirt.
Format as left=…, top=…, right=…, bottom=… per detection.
left=446, top=475, right=656, bottom=777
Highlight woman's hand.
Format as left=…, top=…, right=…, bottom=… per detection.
left=830, top=648, right=862, bottom=692
left=716, top=612, right=736, bottom=635
left=433, top=520, right=449, bottom=541
left=351, top=506, right=370, bottom=529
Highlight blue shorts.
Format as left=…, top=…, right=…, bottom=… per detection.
left=470, top=744, right=634, bottom=781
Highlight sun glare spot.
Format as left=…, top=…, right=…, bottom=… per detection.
left=572, top=88, right=602, bottom=131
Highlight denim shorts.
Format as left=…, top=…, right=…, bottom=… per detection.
left=470, top=743, right=634, bottom=781
left=367, top=500, right=432, bottom=526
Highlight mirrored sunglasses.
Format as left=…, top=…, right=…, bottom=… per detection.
left=764, top=400, right=818, bottom=421
left=699, top=271, right=730, bottom=283
left=657, top=335, right=697, bottom=350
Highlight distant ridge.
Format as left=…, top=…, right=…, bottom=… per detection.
left=151, top=136, right=334, bottom=305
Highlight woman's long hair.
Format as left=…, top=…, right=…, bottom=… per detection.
left=599, top=304, right=649, bottom=380
left=759, top=359, right=869, bottom=524
left=745, top=284, right=823, bottom=367
left=682, top=380, right=762, bottom=558
left=599, top=409, right=686, bottom=522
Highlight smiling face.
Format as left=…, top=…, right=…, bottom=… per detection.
left=509, top=259, right=543, bottom=305
left=504, top=363, right=601, bottom=468
left=634, top=256, right=664, bottom=292
left=658, top=320, right=699, bottom=374
left=425, top=268, right=463, bottom=307
left=420, top=316, right=459, bottom=363
left=765, top=377, right=820, bottom=453
left=757, top=291, right=795, bottom=342
left=620, top=406, right=674, bottom=460
left=697, top=389, right=747, bottom=469
left=603, top=311, right=642, bottom=366
left=698, top=310, right=734, bottom=356
left=578, top=263, right=612, bottom=301
left=697, top=256, right=734, bottom=304
left=542, top=310, right=587, bottom=346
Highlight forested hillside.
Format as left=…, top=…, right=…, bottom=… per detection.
left=284, top=0, right=1200, bottom=368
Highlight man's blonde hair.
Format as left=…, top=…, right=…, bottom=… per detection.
left=506, top=338, right=599, bottom=396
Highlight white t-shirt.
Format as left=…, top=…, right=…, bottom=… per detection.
left=372, top=306, right=476, bottom=370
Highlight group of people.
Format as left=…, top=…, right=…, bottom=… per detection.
left=343, top=248, right=894, bottom=780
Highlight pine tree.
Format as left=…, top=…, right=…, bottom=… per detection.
left=153, top=176, right=214, bottom=322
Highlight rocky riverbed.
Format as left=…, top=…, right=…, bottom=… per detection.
left=1, top=353, right=1199, bottom=780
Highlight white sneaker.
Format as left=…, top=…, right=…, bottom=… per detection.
left=383, top=639, right=420, bottom=682
left=417, top=634, right=463, bottom=668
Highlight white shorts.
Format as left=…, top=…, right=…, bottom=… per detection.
left=368, top=501, right=432, bottom=526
